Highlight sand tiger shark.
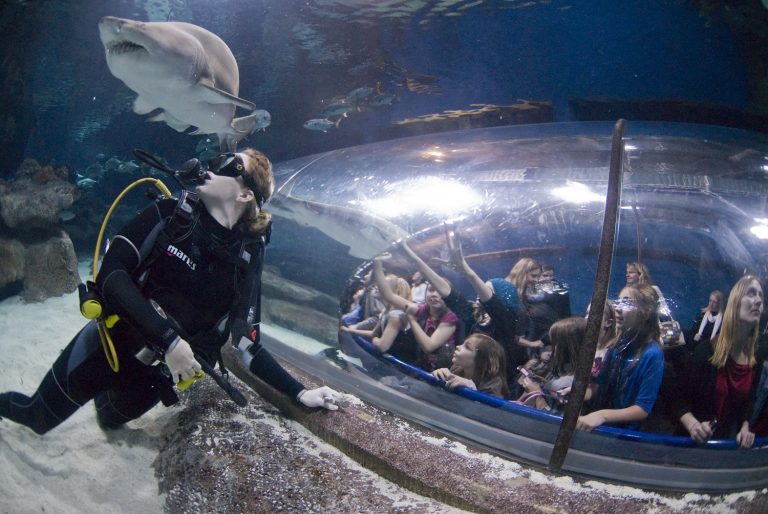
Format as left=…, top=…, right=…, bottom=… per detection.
left=99, top=16, right=269, bottom=151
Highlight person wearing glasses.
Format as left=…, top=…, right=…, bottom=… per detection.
left=0, top=149, right=339, bottom=436
left=576, top=284, right=665, bottom=431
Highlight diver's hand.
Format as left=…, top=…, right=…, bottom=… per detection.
left=164, top=339, right=201, bottom=384
left=297, top=386, right=340, bottom=411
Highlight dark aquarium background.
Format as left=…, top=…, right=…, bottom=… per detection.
left=1, top=0, right=767, bottom=323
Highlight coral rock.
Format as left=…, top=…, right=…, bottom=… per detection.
left=0, top=238, right=25, bottom=288
left=21, top=230, right=80, bottom=302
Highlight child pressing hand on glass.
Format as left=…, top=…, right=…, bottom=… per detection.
left=431, top=333, right=509, bottom=398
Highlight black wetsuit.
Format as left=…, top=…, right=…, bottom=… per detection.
left=0, top=198, right=304, bottom=434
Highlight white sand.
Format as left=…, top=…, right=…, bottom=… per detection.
left=0, top=286, right=171, bottom=513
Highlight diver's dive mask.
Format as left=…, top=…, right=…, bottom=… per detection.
left=207, top=152, right=265, bottom=207
left=131, top=149, right=265, bottom=207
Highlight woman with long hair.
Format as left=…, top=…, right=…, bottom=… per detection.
left=520, top=316, right=586, bottom=412
left=676, top=275, right=764, bottom=447
left=432, top=333, right=509, bottom=398
left=576, top=284, right=665, bottom=431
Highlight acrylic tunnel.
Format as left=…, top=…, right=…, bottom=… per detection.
left=229, top=121, right=768, bottom=492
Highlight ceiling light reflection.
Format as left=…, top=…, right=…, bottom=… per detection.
left=360, top=178, right=482, bottom=217
left=751, top=225, right=768, bottom=240
left=551, top=181, right=604, bottom=204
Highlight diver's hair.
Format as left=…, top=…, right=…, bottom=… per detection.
left=386, top=273, right=411, bottom=305
left=627, top=262, right=654, bottom=288
left=549, top=316, right=586, bottom=376
left=507, top=257, right=540, bottom=301
left=710, top=275, right=762, bottom=369
left=239, top=148, right=274, bottom=236
left=619, top=284, right=660, bottom=352
left=701, top=290, right=724, bottom=314
left=463, top=333, right=509, bottom=398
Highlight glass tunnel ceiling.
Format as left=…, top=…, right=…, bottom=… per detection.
left=269, top=122, right=768, bottom=313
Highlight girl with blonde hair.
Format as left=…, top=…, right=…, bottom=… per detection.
left=677, top=275, right=764, bottom=447
left=341, top=273, right=416, bottom=362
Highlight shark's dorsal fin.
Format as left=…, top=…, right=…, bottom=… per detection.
left=197, top=83, right=256, bottom=110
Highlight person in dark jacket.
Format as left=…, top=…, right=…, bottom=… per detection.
left=676, top=275, right=764, bottom=447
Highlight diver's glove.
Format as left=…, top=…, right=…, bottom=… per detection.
left=296, top=386, right=340, bottom=411
left=164, top=338, right=202, bottom=384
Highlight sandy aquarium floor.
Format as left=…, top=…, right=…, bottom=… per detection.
left=0, top=266, right=459, bottom=513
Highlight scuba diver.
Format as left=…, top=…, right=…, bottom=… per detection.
left=0, top=148, right=340, bottom=434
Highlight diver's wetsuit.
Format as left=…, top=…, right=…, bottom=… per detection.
left=0, top=198, right=304, bottom=434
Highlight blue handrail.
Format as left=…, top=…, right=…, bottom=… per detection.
left=350, top=335, right=768, bottom=450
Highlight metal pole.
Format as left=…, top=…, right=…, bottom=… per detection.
left=548, top=119, right=626, bottom=472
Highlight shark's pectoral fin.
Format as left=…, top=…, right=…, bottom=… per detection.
left=156, top=111, right=191, bottom=132
left=133, top=96, right=158, bottom=115
left=231, top=113, right=259, bottom=135
left=217, top=111, right=264, bottom=152
left=197, top=83, right=256, bottom=111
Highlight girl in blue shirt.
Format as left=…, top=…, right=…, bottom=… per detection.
left=577, top=284, right=665, bottom=431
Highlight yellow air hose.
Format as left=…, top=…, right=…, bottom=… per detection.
left=91, top=177, right=173, bottom=372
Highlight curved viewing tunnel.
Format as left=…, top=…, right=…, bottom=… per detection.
left=244, top=121, right=768, bottom=492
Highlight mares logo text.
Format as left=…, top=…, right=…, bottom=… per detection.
left=166, top=244, right=197, bottom=271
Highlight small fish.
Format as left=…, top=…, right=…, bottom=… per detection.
left=322, top=102, right=354, bottom=118
left=368, top=93, right=396, bottom=107
left=76, top=177, right=98, bottom=189
left=117, top=161, right=140, bottom=174
left=59, top=210, right=76, bottom=222
left=346, top=86, right=374, bottom=106
left=303, top=118, right=340, bottom=132
left=251, top=109, right=272, bottom=131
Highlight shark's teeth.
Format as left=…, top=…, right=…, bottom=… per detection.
left=107, top=41, right=146, bottom=55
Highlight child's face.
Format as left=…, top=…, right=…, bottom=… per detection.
left=452, top=342, right=477, bottom=370
left=614, top=288, right=642, bottom=332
